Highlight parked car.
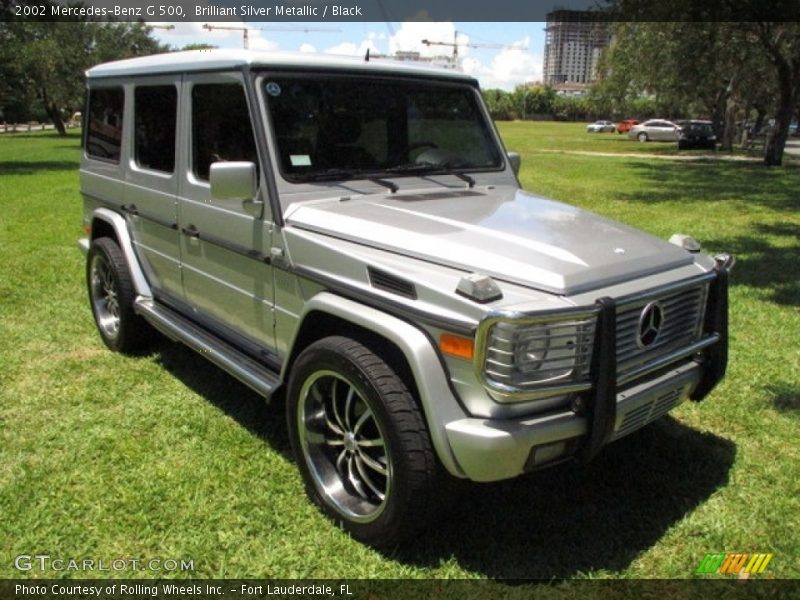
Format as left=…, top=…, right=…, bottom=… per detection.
left=629, top=119, right=681, bottom=142
left=616, top=119, right=639, bottom=134
left=79, top=50, right=732, bottom=548
left=586, top=120, right=616, bottom=133
left=677, top=120, right=717, bottom=150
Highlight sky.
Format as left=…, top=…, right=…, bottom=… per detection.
left=152, top=22, right=547, bottom=90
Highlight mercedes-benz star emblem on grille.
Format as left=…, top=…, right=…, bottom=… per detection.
left=636, top=301, right=664, bottom=348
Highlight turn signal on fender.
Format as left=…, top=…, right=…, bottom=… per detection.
left=439, top=333, right=474, bottom=360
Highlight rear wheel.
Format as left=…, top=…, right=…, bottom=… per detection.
left=287, top=336, right=441, bottom=547
left=637, top=132, right=648, bottom=142
left=86, top=237, right=153, bottom=353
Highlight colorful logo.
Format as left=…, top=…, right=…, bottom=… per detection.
left=696, top=552, right=773, bottom=575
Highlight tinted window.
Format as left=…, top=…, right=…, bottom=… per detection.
left=265, top=76, right=502, bottom=181
left=192, top=83, right=257, bottom=181
left=135, top=86, right=177, bottom=173
left=86, top=88, right=124, bottom=162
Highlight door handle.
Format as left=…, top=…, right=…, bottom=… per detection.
left=181, top=224, right=200, bottom=238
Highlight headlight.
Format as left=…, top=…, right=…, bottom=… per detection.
left=477, top=313, right=597, bottom=400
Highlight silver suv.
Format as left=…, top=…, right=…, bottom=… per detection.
left=79, top=50, right=732, bottom=547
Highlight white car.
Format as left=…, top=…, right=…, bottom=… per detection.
left=629, top=119, right=682, bottom=142
left=586, top=120, right=616, bottom=133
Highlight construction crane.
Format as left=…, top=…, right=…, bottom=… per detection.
left=421, top=30, right=509, bottom=60
left=202, top=24, right=341, bottom=49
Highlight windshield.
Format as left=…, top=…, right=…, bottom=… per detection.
left=685, top=122, right=713, bottom=134
left=263, top=75, right=503, bottom=182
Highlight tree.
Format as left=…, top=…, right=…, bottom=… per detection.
left=0, top=4, right=166, bottom=134
left=597, top=1, right=800, bottom=166
left=181, top=43, right=218, bottom=51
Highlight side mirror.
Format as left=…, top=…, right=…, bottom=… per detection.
left=507, top=152, right=521, bottom=176
left=209, top=161, right=257, bottom=200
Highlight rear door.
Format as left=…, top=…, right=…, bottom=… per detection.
left=124, top=78, right=182, bottom=298
left=177, top=72, right=276, bottom=352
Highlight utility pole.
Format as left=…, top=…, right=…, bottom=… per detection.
left=202, top=24, right=340, bottom=49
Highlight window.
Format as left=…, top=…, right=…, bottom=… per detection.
left=265, top=76, right=502, bottom=181
left=191, top=83, right=258, bottom=181
left=86, top=88, right=124, bottom=162
left=135, top=86, right=177, bottom=173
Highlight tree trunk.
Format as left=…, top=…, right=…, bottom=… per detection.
left=753, top=108, right=765, bottom=133
left=721, top=96, right=737, bottom=151
left=764, top=100, right=793, bottom=166
left=40, top=87, right=66, bottom=136
left=46, top=102, right=66, bottom=136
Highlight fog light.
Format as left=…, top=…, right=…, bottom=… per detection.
left=533, top=441, right=566, bottom=465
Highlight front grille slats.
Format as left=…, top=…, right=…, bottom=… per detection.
left=615, top=284, right=708, bottom=381
left=613, top=386, right=685, bottom=440
left=481, top=279, right=710, bottom=396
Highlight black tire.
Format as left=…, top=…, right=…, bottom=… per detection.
left=286, top=336, right=441, bottom=547
left=86, top=237, right=153, bottom=354
left=637, top=132, right=648, bottom=142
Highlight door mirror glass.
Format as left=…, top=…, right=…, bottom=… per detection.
left=209, top=161, right=257, bottom=199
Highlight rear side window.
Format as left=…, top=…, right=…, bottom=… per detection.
left=86, top=88, right=124, bottom=162
left=191, top=83, right=257, bottom=181
left=135, top=85, right=177, bottom=173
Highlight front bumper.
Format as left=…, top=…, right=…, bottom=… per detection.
left=445, top=361, right=703, bottom=482
left=444, top=265, right=729, bottom=482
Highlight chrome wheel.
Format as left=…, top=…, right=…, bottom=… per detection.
left=90, top=253, right=120, bottom=340
left=298, top=370, right=391, bottom=523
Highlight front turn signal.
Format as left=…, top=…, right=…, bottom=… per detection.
left=439, top=333, right=474, bottom=360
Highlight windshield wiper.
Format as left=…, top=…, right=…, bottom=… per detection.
left=368, top=177, right=398, bottom=193
left=298, top=168, right=362, bottom=182
left=297, top=169, right=398, bottom=192
left=384, top=161, right=475, bottom=188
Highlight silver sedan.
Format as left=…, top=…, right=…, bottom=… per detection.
left=586, top=120, right=616, bottom=133
left=628, top=119, right=681, bottom=142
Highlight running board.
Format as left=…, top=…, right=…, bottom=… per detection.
left=134, top=297, right=281, bottom=399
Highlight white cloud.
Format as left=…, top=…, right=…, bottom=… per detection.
left=461, top=37, right=542, bottom=91
left=324, top=38, right=379, bottom=57
left=299, top=43, right=316, bottom=53
left=388, top=22, right=470, bottom=58
left=247, top=32, right=280, bottom=51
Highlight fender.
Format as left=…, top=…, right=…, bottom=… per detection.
left=78, top=207, right=152, bottom=298
left=287, top=292, right=468, bottom=478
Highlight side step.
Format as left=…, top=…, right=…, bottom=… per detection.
left=134, top=297, right=281, bottom=399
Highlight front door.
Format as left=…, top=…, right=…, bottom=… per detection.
left=177, top=72, right=276, bottom=352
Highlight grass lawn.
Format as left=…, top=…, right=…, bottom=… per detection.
left=1, top=124, right=798, bottom=585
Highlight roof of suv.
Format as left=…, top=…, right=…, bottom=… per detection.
left=86, top=49, right=477, bottom=82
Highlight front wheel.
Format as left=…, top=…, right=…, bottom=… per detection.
left=287, top=336, right=441, bottom=547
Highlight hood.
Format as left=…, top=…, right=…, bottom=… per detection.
left=285, top=186, right=694, bottom=296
